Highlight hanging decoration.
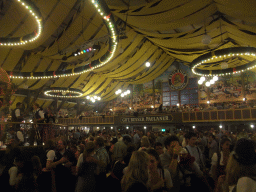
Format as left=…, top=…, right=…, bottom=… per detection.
left=8, top=0, right=118, bottom=79
left=191, top=47, right=256, bottom=77
left=44, top=88, right=83, bottom=98
left=0, top=0, right=43, bottom=46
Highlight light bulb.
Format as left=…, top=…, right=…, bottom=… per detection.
left=198, top=80, right=203, bottom=85
left=213, top=76, right=218, bottom=81
left=200, top=76, right=206, bottom=81
left=210, top=80, right=215, bottom=84
left=145, top=62, right=150, bottom=67
left=206, top=82, right=210, bottom=87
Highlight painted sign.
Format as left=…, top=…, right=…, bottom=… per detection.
left=121, top=115, right=173, bottom=123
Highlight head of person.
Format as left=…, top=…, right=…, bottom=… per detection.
left=121, top=151, right=150, bottom=191
left=225, top=138, right=256, bottom=187
left=164, top=135, right=180, bottom=152
left=147, top=148, right=162, bottom=170
left=220, top=137, right=231, bottom=151
left=209, top=134, right=215, bottom=142
left=83, top=141, right=96, bottom=160
left=155, top=142, right=164, bottom=155
left=184, top=132, right=198, bottom=147
left=95, top=136, right=105, bottom=148
left=57, top=139, right=67, bottom=151
left=141, top=136, right=150, bottom=148
left=16, top=102, right=22, bottom=109
left=123, top=135, right=132, bottom=145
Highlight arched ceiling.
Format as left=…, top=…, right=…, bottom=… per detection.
left=1, top=0, right=256, bottom=109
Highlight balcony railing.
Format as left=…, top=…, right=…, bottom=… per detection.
left=58, top=116, right=114, bottom=125
left=182, top=108, right=256, bottom=122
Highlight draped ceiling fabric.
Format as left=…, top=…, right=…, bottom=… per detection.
left=1, top=0, right=256, bottom=108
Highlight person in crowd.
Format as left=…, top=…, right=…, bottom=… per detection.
left=197, top=131, right=208, bottom=154
left=11, top=102, right=24, bottom=146
left=15, top=160, right=38, bottom=192
left=133, top=130, right=141, bottom=149
left=147, top=148, right=173, bottom=191
left=184, top=132, right=205, bottom=171
left=139, top=136, right=151, bottom=151
left=216, top=138, right=256, bottom=192
left=113, top=135, right=132, bottom=162
left=208, top=134, right=218, bottom=160
left=160, top=135, right=183, bottom=192
left=47, top=139, right=75, bottom=192
left=94, top=136, right=110, bottom=192
left=76, top=141, right=99, bottom=192
left=210, top=137, right=231, bottom=182
left=30, top=103, right=45, bottom=145
left=155, top=142, right=164, bottom=156
left=43, top=139, right=67, bottom=192
left=8, top=153, right=26, bottom=191
left=121, top=151, right=150, bottom=192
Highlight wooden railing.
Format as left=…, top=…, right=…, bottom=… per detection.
left=58, top=116, right=115, bottom=125
left=182, top=108, right=256, bottom=122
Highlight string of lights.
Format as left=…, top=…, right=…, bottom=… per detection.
left=0, top=0, right=43, bottom=46
left=8, top=0, right=118, bottom=80
left=191, top=47, right=256, bottom=77
left=44, top=88, right=83, bottom=98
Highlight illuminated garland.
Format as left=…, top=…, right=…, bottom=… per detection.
left=8, top=0, right=118, bottom=79
left=44, top=88, right=83, bottom=98
left=0, top=0, right=43, bottom=46
left=191, top=47, right=256, bottom=77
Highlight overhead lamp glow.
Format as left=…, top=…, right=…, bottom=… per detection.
left=210, top=80, right=215, bottom=84
left=151, top=105, right=154, bottom=108
left=250, top=124, right=254, bottom=128
left=200, top=76, right=206, bottom=82
left=144, top=126, right=147, bottom=129
left=145, top=62, right=151, bottom=67
left=219, top=125, right=223, bottom=128
left=213, top=76, right=218, bottom=81
left=198, top=80, right=203, bottom=85
left=205, top=82, right=210, bottom=87
left=192, top=126, right=196, bottom=129
left=207, top=101, right=210, bottom=104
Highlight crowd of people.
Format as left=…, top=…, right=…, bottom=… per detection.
left=0, top=128, right=256, bottom=192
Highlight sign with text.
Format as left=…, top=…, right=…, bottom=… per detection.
left=121, top=115, right=173, bottom=123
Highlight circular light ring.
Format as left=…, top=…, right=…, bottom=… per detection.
left=0, top=0, right=43, bottom=46
left=44, top=88, right=83, bottom=98
left=8, top=0, right=118, bottom=79
left=191, top=47, right=256, bottom=77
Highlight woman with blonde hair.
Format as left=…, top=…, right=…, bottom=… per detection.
left=121, top=151, right=150, bottom=192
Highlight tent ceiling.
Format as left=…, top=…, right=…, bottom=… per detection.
left=1, top=0, right=256, bottom=107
